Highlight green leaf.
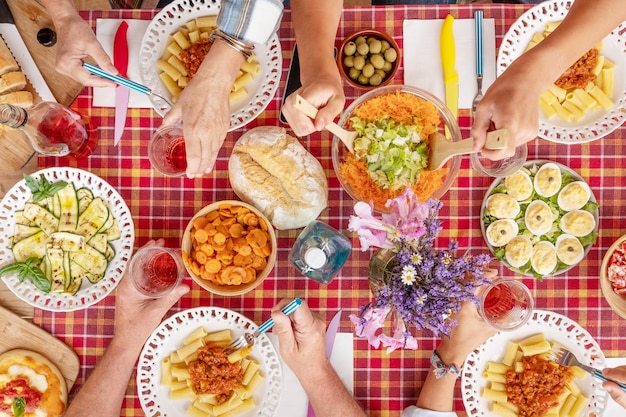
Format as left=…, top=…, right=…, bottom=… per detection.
left=23, top=174, right=68, bottom=201
left=23, top=174, right=41, bottom=194
left=0, top=262, right=26, bottom=277
left=13, top=397, right=25, bottom=417
left=29, top=266, right=51, bottom=292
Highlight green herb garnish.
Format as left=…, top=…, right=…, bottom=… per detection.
left=0, top=257, right=51, bottom=293
left=24, top=173, right=68, bottom=202
left=13, top=397, right=25, bottom=417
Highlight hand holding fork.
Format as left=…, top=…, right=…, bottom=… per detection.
left=223, top=298, right=303, bottom=355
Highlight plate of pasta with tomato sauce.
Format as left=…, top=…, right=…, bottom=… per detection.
left=497, top=0, right=626, bottom=143
left=139, top=0, right=282, bottom=130
left=461, top=309, right=608, bottom=417
left=137, top=307, right=282, bottom=417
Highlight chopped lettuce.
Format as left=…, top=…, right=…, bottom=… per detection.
left=350, top=116, right=429, bottom=191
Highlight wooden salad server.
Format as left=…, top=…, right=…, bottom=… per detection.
left=293, top=94, right=356, bottom=153
left=428, top=128, right=509, bottom=171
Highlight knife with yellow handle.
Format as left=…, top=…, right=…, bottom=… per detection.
left=440, top=14, right=458, bottom=125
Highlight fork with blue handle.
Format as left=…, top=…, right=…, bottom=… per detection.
left=549, top=345, right=626, bottom=392
left=223, top=298, right=303, bottom=355
left=82, top=62, right=173, bottom=108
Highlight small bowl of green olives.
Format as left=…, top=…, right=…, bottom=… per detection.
left=337, top=29, right=400, bottom=89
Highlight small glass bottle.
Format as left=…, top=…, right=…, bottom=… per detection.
left=0, top=102, right=96, bottom=158
left=289, top=220, right=352, bottom=284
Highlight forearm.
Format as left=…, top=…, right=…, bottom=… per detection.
left=507, top=0, right=626, bottom=92
left=291, top=0, right=342, bottom=85
left=64, top=338, right=142, bottom=417
left=299, top=361, right=367, bottom=417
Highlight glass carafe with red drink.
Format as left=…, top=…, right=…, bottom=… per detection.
left=0, top=102, right=97, bottom=158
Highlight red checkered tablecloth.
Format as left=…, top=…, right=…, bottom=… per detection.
left=34, top=5, right=626, bottom=417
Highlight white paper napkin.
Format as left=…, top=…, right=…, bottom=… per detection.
left=267, top=332, right=354, bottom=417
left=93, top=19, right=153, bottom=108
left=403, top=18, right=497, bottom=109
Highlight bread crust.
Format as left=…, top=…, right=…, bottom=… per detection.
left=0, top=71, right=26, bottom=94
left=0, top=348, right=67, bottom=416
left=0, top=37, right=19, bottom=76
left=229, top=126, right=328, bottom=230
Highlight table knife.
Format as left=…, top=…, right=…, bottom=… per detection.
left=0, top=0, right=55, bottom=102
left=113, top=20, right=129, bottom=146
left=306, top=310, right=342, bottom=417
left=440, top=14, right=458, bottom=126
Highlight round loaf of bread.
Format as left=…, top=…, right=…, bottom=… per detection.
left=228, top=126, right=328, bottom=230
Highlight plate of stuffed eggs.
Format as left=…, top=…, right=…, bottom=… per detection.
left=481, top=160, right=599, bottom=279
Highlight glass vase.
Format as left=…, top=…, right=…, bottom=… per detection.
left=368, top=248, right=397, bottom=296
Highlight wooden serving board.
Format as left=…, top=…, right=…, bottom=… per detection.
left=0, top=0, right=86, bottom=173
left=0, top=305, right=80, bottom=390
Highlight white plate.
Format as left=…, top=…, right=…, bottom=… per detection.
left=0, top=168, right=134, bottom=312
left=137, top=307, right=282, bottom=417
left=462, top=309, right=608, bottom=417
left=497, top=0, right=626, bottom=143
left=480, top=159, right=599, bottom=278
left=139, top=0, right=282, bottom=130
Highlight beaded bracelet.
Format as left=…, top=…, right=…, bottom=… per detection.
left=430, top=349, right=461, bottom=379
left=209, top=29, right=255, bottom=60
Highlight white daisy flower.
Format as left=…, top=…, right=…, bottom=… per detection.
left=401, top=265, right=417, bottom=286
left=411, top=252, right=423, bottom=265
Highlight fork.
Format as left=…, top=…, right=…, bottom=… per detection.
left=548, top=345, right=626, bottom=392
left=223, top=298, right=303, bottom=355
left=471, top=10, right=484, bottom=116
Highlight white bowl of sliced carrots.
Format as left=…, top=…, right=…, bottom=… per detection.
left=182, top=200, right=277, bottom=296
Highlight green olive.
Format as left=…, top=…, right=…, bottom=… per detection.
left=353, top=55, right=366, bottom=70
left=362, top=63, right=375, bottom=78
left=348, top=67, right=360, bottom=80
left=370, top=54, right=385, bottom=69
left=375, top=69, right=386, bottom=78
left=380, top=40, right=390, bottom=52
left=382, top=61, right=393, bottom=72
left=369, top=73, right=383, bottom=86
left=357, top=74, right=369, bottom=85
left=354, top=36, right=367, bottom=45
left=384, top=47, right=398, bottom=63
left=369, top=39, right=382, bottom=54
left=343, top=55, right=354, bottom=68
left=343, top=41, right=357, bottom=56
left=356, top=42, right=370, bottom=56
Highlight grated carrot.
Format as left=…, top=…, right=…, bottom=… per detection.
left=341, top=91, right=447, bottom=209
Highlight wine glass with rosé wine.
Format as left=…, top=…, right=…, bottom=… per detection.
left=478, top=278, right=534, bottom=331
left=148, top=124, right=187, bottom=177
left=129, top=246, right=186, bottom=298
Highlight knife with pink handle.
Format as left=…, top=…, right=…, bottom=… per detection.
left=113, top=21, right=129, bottom=146
left=306, top=310, right=342, bottom=417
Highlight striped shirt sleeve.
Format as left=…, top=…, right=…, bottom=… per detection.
left=217, top=0, right=284, bottom=45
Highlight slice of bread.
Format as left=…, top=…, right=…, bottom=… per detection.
left=0, top=37, right=19, bottom=76
left=0, top=71, right=26, bottom=94
left=0, top=91, right=34, bottom=107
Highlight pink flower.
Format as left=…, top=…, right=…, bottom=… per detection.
left=349, top=306, right=391, bottom=349
left=348, top=201, right=394, bottom=251
left=382, top=186, right=429, bottom=241
left=378, top=312, right=419, bottom=353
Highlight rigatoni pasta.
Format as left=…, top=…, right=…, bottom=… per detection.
left=527, top=21, right=615, bottom=121
left=161, top=326, right=264, bottom=417
left=481, top=333, right=589, bottom=417
left=157, top=16, right=260, bottom=103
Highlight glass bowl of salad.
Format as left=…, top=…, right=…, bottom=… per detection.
left=332, top=85, right=461, bottom=211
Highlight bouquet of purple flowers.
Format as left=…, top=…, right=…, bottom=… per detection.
left=348, top=186, right=491, bottom=352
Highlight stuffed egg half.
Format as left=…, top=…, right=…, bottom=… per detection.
left=557, top=181, right=591, bottom=211
left=504, top=170, right=533, bottom=201
left=531, top=241, right=558, bottom=276
left=534, top=162, right=562, bottom=198
left=486, top=219, right=519, bottom=248
left=560, top=210, right=596, bottom=237
left=505, top=236, right=533, bottom=268
left=556, top=234, right=585, bottom=266
left=486, top=193, right=521, bottom=219
left=524, top=200, right=554, bottom=236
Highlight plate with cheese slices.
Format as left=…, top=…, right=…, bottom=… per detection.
left=480, top=160, right=599, bottom=279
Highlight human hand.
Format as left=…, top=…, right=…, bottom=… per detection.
left=53, top=13, right=118, bottom=87
left=471, top=63, right=543, bottom=161
left=270, top=299, right=330, bottom=380
left=281, top=74, right=345, bottom=137
left=161, top=41, right=243, bottom=178
left=602, top=366, right=626, bottom=409
left=114, top=239, right=190, bottom=346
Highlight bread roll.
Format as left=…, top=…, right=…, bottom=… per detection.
left=229, top=126, right=328, bottom=230
left=0, top=37, right=19, bottom=75
left=0, top=91, right=33, bottom=107
left=0, top=71, right=26, bottom=94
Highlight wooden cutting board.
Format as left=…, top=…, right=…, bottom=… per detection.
left=0, top=305, right=80, bottom=390
left=0, top=0, right=86, bottom=173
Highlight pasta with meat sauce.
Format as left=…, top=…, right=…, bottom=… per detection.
left=161, top=327, right=264, bottom=417
left=481, top=333, right=589, bottom=417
